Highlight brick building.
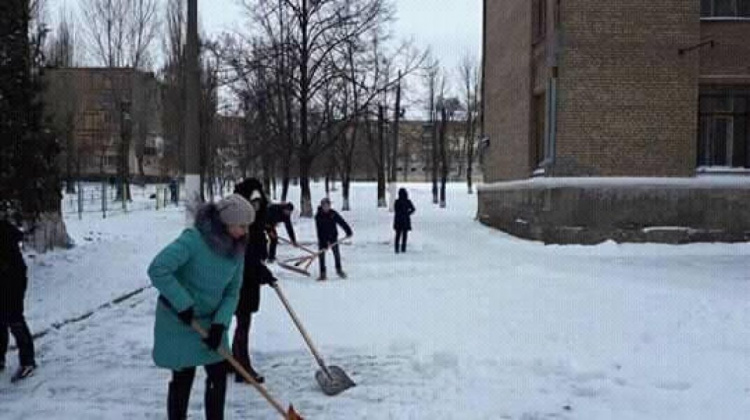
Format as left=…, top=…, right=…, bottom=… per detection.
left=45, top=68, right=168, bottom=182
left=478, top=0, right=750, bottom=243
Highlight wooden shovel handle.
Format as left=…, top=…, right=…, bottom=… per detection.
left=270, top=284, right=331, bottom=377
left=190, top=321, right=292, bottom=418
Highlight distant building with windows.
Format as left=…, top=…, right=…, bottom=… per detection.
left=44, top=68, right=168, bottom=182
left=479, top=0, right=750, bottom=243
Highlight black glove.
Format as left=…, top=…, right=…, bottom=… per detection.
left=260, top=274, right=278, bottom=286
left=177, top=307, right=194, bottom=325
left=203, top=324, right=225, bottom=351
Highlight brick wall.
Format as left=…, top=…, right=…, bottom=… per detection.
left=700, top=21, right=750, bottom=84
left=482, top=0, right=533, bottom=182
left=552, top=0, right=700, bottom=177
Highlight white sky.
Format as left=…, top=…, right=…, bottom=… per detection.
left=201, top=0, right=483, bottom=81
left=54, top=0, right=481, bottom=114
left=202, top=0, right=481, bottom=59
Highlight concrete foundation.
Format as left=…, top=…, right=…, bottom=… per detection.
left=477, top=178, right=750, bottom=244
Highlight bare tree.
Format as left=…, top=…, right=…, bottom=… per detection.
left=82, top=0, right=158, bottom=69
left=459, top=54, right=480, bottom=194
left=238, top=0, right=394, bottom=216
left=82, top=0, right=159, bottom=199
left=423, top=57, right=441, bottom=204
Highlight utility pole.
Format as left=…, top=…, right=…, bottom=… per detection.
left=184, top=0, right=201, bottom=220
left=388, top=71, right=402, bottom=212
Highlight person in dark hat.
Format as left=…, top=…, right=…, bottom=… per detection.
left=231, top=179, right=276, bottom=384
left=314, top=197, right=353, bottom=281
left=393, top=188, right=416, bottom=254
left=266, top=202, right=298, bottom=263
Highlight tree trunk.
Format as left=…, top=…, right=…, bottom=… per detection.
left=325, top=174, right=330, bottom=198
left=431, top=112, right=439, bottom=204
left=299, top=154, right=313, bottom=217
left=281, top=158, right=291, bottom=201
left=377, top=105, right=387, bottom=208
left=439, top=108, right=448, bottom=208
left=341, top=175, right=351, bottom=211
left=28, top=212, right=72, bottom=252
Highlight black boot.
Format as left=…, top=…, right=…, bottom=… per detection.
left=235, top=363, right=265, bottom=384
left=205, top=364, right=228, bottom=420
left=167, top=378, right=193, bottom=420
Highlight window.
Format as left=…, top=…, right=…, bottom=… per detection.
left=701, top=0, right=750, bottom=18
left=533, top=0, right=548, bottom=43
left=698, top=91, right=749, bottom=168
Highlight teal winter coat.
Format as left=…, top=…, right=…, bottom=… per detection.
left=148, top=228, right=243, bottom=370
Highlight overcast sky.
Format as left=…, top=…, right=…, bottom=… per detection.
left=201, top=0, right=482, bottom=81
left=202, top=0, right=481, bottom=59
left=56, top=0, right=481, bottom=114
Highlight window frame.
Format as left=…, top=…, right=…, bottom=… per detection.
left=697, top=91, right=750, bottom=170
left=701, top=0, right=750, bottom=19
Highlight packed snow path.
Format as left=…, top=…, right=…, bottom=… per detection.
left=2, top=183, right=750, bottom=419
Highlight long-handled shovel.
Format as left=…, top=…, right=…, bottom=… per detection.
left=276, top=237, right=351, bottom=278
left=270, top=283, right=356, bottom=396
left=189, top=321, right=304, bottom=419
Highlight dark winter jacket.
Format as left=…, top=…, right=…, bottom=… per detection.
left=393, top=189, right=416, bottom=231
left=266, top=203, right=297, bottom=243
left=234, top=179, right=275, bottom=315
left=0, top=220, right=28, bottom=318
left=315, top=208, right=353, bottom=249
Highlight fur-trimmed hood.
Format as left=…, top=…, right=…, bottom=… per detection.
left=194, top=203, right=247, bottom=258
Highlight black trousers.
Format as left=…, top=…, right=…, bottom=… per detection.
left=319, top=244, right=342, bottom=274
left=231, top=312, right=253, bottom=373
left=395, top=230, right=409, bottom=253
left=268, top=237, right=279, bottom=261
left=168, top=362, right=228, bottom=420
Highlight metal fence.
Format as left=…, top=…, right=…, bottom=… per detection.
left=61, top=183, right=180, bottom=219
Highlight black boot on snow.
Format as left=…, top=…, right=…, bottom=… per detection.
left=336, top=270, right=348, bottom=279
left=11, top=365, right=35, bottom=383
left=235, top=365, right=264, bottom=384
left=317, top=272, right=327, bottom=281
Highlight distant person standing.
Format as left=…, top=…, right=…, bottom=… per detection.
left=314, top=198, right=353, bottom=281
left=393, top=188, right=416, bottom=254
left=0, top=217, right=36, bottom=383
left=266, top=202, right=298, bottom=263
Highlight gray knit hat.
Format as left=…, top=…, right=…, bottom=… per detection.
left=217, top=194, right=255, bottom=226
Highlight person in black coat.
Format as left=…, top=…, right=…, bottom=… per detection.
left=0, top=218, right=36, bottom=382
left=265, top=202, right=298, bottom=262
left=314, top=198, right=353, bottom=281
left=232, top=179, right=276, bottom=384
left=393, top=188, right=416, bottom=254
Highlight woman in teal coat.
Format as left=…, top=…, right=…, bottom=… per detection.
left=148, top=194, right=255, bottom=420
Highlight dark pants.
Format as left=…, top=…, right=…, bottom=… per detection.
left=168, top=362, right=228, bottom=420
left=395, top=230, right=409, bottom=253
left=232, top=312, right=253, bottom=373
left=319, top=244, right=342, bottom=274
left=268, top=237, right=279, bottom=261
left=0, top=316, right=35, bottom=367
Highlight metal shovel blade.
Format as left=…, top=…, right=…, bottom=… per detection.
left=315, top=366, right=356, bottom=396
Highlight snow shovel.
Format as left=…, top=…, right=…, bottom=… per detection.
left=189, top=320, right=304, bottom=420
left=270, top=283, right=356, bottom=396
left=276, top=237, right=350, bottom=278
left=277, top=255, right=314, bottom=277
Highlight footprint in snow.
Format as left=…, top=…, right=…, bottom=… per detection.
left=653, top=380, right=692, bottom=391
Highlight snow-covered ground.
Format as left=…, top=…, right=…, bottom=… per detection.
left=2, top=182, right=750, bottom=419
